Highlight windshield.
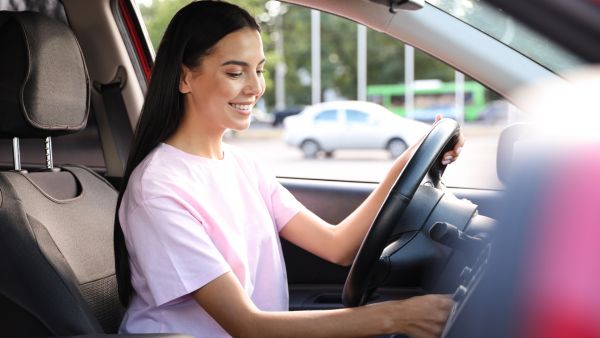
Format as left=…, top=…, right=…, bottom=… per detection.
left=428, top=0, right=584, bottom=74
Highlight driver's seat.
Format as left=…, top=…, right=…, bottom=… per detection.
left=0, top=10, right=189, bottom=338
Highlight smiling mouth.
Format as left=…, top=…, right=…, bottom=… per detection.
left=229, top=103, right=253, bottom=114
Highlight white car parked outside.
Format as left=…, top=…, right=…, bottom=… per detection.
left=283, top=100, right=430, bottom=159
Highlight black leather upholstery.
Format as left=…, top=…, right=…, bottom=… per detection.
left=0, top=10, right=89, bottom=138
left=0, top=10, right=143, bottom=338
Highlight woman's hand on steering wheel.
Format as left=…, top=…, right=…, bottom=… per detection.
left=434, top=114, right=465, bottom=166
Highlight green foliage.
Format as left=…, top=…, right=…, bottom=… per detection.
left=138, top=0, right=191, bottom=50
left=280, top=5, right=310, bottom=106
left=320, top=14, right=358, bottom=100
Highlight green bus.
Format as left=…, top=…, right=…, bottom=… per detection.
left=367, top=80, right=487, bottom=121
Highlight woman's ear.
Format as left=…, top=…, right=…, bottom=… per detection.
left=179, top=65, right=192, bottom=94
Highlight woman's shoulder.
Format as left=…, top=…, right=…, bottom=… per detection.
left=127, top=145, right=185, bottom=201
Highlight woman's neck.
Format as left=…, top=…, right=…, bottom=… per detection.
left=165, top=134, right=224, bottom=159
left=165, top=113, right=226, bottom=160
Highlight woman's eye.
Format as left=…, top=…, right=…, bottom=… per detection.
left=257, top=69, right=265, bottom=75
left=227, top=72, right=243, bottom=78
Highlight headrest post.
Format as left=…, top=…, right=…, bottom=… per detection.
left=45, top=137, right=54, bottom=170
left=12, top=137, right=22, bottom=171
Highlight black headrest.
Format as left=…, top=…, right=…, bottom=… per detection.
left=0, top=11, right=89, bottom=138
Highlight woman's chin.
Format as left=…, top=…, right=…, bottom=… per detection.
left=228, top=121, right=251, bottom=133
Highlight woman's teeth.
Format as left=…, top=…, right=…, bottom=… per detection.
left=230, top=103, right=252, bottom=111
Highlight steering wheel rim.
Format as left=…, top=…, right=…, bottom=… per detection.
left=342, top=118, right=461, bottom=307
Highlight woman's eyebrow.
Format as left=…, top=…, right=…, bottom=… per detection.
left=221, top=59, right=266, bottom=67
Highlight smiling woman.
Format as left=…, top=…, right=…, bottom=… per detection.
left=115, top=1, right=459, bottom=337
left=170, top=27, right=266, bottom=154
left=1, top=0, right=598, bottom=337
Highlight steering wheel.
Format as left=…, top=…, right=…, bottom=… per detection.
left=342, top=118, right=461, bottom=307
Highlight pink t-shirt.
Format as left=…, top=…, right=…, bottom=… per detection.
left=118, top=143, right=303, bottom=337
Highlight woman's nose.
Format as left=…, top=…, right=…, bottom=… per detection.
left=244, top=73, right=264, bottom=96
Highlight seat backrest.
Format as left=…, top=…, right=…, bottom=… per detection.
left=0, top=10, right=123, bottom=336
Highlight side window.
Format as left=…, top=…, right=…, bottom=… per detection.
left=346, top=110, right=369, bottom=123
left=314, top=110, right=337, bottom=122
left=135, top=1, right=519, bottom=188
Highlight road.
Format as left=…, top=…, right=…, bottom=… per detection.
left=227, top=124, right=503, bottom=189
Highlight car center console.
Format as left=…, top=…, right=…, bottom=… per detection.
left=427, top=221, right=494, bottom=338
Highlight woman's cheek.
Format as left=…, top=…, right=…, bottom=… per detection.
left=258, top=79, right=266, bottom=98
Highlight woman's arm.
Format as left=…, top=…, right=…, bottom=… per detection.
left=193, top=272, right=452, bottom=338
left=279, top=143, right=416, bottom=265
left=280, top=116, right=465, bottom=265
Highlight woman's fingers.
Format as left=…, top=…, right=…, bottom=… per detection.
left=441, top=155, right=454, bottom=166
left=440, top=121, right=465, bottom=165
left=397, top=294, right=454, bottom=338
left=430, top=115, right=465, bottom=166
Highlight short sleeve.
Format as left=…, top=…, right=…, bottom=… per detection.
left=270, top=182, right=304, bottom=231
left=123, top=196, right=230, bottom=306
left=249, top=156, right=304, bottom=231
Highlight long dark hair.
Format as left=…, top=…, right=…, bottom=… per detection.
left=114, top=0, right=260, bottom=307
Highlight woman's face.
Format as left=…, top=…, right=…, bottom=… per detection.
left=179, top=27, right=266, bottom=133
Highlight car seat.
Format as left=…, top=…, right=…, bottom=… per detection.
left=0, top=10, right=190, bottom=338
